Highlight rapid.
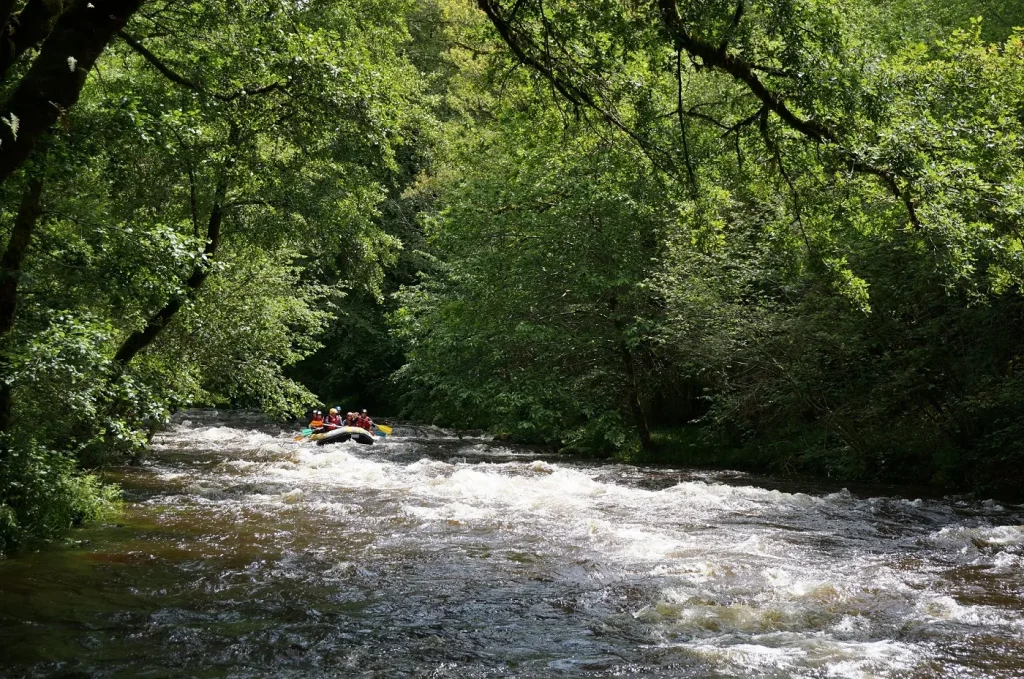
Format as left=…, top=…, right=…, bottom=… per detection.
left=2, top=411, right=1023, bottom=678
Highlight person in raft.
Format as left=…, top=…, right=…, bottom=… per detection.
left=356, top=410, right=373, bottom=431
left=324, top=408, right=343, bottom=428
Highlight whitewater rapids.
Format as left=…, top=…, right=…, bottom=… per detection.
left=1, top=410, right=1022, bottom=677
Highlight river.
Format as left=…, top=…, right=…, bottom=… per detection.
left=1, top=410, right=1023, bottom=678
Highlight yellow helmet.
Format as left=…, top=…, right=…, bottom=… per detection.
left=329, top=408, right=337, bottom=415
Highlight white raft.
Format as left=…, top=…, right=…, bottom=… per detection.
left=313, top=426, right=375, bottom=446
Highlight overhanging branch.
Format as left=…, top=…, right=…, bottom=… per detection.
left=120, top=31, right=287, bottom=102
left=476, top=0, right=687, bottom=184
left=655, top=0, right=921, bottom=230
left=119, top=30, right=204, bottom=93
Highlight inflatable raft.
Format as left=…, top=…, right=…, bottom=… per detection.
left=312, top=426, right=375, bottom=446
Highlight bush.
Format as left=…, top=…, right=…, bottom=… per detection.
left=0, top=438, right=121, bottom=555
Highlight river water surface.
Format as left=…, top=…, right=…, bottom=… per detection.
left=2, top=411, right=1024, bottom=677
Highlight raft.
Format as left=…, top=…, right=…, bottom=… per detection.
left=313, top=426, right=375, bottom=446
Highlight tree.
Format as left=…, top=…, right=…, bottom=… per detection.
left=394, top=0, right=1024, bottom=488
left=0, top=0, right=147, bottom=184
left=394, top=107, right=688, bottom=451
left=0, top=0, right=429, bottom=551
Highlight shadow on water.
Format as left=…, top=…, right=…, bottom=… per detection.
left=1, top=411, right=1023, bottom=678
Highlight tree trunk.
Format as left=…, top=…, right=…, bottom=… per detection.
left=0, top=174, right=44, bottom=441
left=607, top=292, right=655, bottom=451
left=620, top=339, right=655, bottom=451
left=0, top=0, right=146, bottom=186
left=0, top=0, right=19, bottom=43
left=0, top=0, right=64, bottom=82
left=0, top=177, right=42, bottom=336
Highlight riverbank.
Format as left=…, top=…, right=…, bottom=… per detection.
left=552, top=424, right=1024, bottom=503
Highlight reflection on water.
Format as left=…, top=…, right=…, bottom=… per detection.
left=2, top=410, right=1023, bottom=678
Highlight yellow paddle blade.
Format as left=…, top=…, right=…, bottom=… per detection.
left=376, top=424, right=393, bottom=435
left=293, top=435, right=305, bottom=441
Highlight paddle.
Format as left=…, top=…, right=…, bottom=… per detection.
left=375, top=424, right=393, bottom=435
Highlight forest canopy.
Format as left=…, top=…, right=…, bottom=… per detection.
left=2, top=0, right=1024, bottom=551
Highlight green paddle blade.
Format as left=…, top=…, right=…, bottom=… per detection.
left=302, top=428, right=312, bottom=436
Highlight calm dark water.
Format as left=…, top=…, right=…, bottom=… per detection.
left=2, top=411, right=1023, bottom=678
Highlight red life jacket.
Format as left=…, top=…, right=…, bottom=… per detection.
left=326, top=414, right=342, bottom=426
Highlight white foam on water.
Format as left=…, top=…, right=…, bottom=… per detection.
left=222, top=459, right=259, bottom=470
left=816, top=639, right=918, bottom=679
left=681, top=637, right=918, bottom=679
left=914, top=594, right=1024, bottom=630
left=144, top=422, right=1024, bottom=678
left=683, top=641, right=805, bottom=671
left=992, top=551, right=1023, bottom=572
left=663, top=481, right=826, bottom=512
left=153, top=423, right=294, bottom=456
left=404, top=501, right=491, bottom=523
left=930, top=523, right=1024, bottom=548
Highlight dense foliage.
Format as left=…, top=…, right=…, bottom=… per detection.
left=2, top=0, right=1024, bottom=552
left=390, top=0, right=1024, bottom=494
left=0, top=0, right=425, bottom=552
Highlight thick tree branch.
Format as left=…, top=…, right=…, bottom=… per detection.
left=118, top=29, right=204, bottom=93
left=0, top=0, right=63, bottom=82
left=111, top=124, right=239, bottom=367
left=657, top=0, right=832, bottom=144
left=477, top=0, right=923, bottom=230
left=0, top=173, right=43, bottom=438
left=0, top=175, right=43, bottom=336
left=477, top=0, right=585, bottom=108
left=0, top=0, right=146, bottom=187
left=111, top=177, right=227, bottom=366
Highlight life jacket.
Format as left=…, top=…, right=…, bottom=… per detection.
left=357, top=415, right=372, bottom=430
left=346, top=414, right=356, bottom=426
left=326, top=414, right=342, bottom=426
